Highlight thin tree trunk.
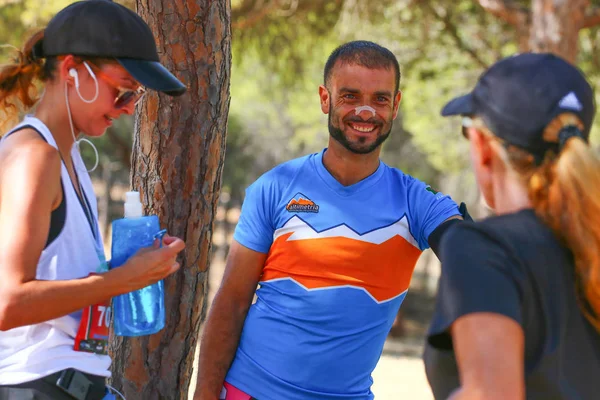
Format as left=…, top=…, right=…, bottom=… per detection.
left=529, top=0, right=589, bottom=63
left=479, top=0, right=600, bottom=63
left=100, top=159, right=115, bottom=239
left=516, top=14, right=532, bottom=52
left=222, top=198, right=233, bottom=261
left=109, top=0, right=231, bottom=398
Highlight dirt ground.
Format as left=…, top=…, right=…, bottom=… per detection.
left=188, top=253, right=436, bottom=400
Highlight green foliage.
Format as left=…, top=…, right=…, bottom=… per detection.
left=0, top=0, right=132, bottom=51
left=232, top=0, right=344, bottom=89
left=18, top=0, right=74, bottom=27
left=0, top=2, right=27, bottom=50
left=2, top=0, right=600, bottom=195
left=230, top=0, right=600, bottom=182
left=228, top=0, right=450, bottom=185
left=221, top=114, right=258, bottom=200
left=389, top=1, right=509, bottom=172
left=228, top=42, right=332, bottom=168
left=577, top=26, right=600, bottom=142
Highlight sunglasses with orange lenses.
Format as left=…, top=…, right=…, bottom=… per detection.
left=87, top=61, right=146, bottom=109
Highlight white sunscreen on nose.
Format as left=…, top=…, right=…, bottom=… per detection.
left=354, top=105, right=376, bottom=117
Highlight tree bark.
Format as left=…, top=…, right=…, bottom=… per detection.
left=529, top=0, right=590, bottom=63
left=478, top=0, right=529, bottom=26
left=479, top=0, right=600, bottom=63
left=583, top=7, right=600, bottom=28
left=108, top=0, right=231, bottom=399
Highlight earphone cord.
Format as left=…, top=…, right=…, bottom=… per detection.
left=64, top=84, right=99, bottom=234
left=71, top=62, right=99, bottom=104
left=65, top=71, right=100, bottom=173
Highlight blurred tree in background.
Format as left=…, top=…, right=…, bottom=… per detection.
left=2, top=0, right=598, bottom=211
left=225, top=0, right=600, bottom=210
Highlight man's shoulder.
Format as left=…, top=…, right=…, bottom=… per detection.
left=249, top=153, right=316, bottom=191
left=376, top=163, right=409, bottom=185
left=381, top=163, right=427, bottom=185
left=382, top=165, right=446, bottom=200
left=270, top=153, right=314, bottom=176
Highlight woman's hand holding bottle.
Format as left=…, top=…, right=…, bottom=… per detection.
left=108, top=234, right=186, bottom=295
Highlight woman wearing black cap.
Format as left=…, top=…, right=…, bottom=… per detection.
left=0, top=1, right=186, bottom=399
left=423, top=53, right=600, bottom=400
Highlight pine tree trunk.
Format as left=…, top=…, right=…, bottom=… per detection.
left=108, top=0, right=231, bottom=398
left=529, top=0, right=590, bottom=63
left=479, top=0, right=598, bottom=63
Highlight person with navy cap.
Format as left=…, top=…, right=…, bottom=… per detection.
left=423, top=52, right=600, bottom=400
left=0, top=1, right=186, bottom=399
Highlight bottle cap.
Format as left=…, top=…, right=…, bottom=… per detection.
left=124, top=191, right=143, bottom=218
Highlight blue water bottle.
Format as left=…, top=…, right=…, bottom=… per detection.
left=111, top=191, right=165, bottom=336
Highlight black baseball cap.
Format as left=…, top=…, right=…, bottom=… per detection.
left=441, top=53, right=595, bottom=157
left=33, top=0, right=186, bottom=96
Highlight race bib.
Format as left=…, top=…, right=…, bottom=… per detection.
left=74, top=274, right=111, bottom=355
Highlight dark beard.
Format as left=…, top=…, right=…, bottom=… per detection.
left=328, top=111, right=392, bottom=155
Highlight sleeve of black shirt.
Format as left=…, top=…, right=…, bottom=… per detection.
left=427, top=222, right=525, bottom=350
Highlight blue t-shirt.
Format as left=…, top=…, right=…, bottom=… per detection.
left=226, top=149, right=459, bottom=400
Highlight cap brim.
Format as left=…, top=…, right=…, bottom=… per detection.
left=118, top=59, right=187, bottom=96
left=441, top=93, right=475, bottom=116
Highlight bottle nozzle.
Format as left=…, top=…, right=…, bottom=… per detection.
left=124, top=191, right=143, bottom=218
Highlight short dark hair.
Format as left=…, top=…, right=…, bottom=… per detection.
left=324, top=41, right=401, bottom=93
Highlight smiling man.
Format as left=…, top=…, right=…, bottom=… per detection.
left=323, top=47, right=399, bottom=158
left=194, top=41, right=463, bottom=400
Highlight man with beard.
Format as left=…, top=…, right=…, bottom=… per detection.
left=194, top=41, right=463, bottom=400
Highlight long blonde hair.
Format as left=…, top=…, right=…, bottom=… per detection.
left=498, top=113, right=600, bottom=332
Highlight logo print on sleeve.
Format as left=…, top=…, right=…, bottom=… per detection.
left=426, top=185, right=444, bottom=200
left=285, top=193, right=319, bottom=213
left=425, top=186, right=438, bottom=195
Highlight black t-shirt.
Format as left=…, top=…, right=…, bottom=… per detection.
left=424, top=209, right=600, bottom=400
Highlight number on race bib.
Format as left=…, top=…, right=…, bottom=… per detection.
left=98, top=306, right=106, bottom=327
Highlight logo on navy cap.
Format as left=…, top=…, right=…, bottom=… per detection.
left=558, top=92, right=583, bottom=111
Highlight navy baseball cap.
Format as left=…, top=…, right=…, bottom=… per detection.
left=441, top=53, right=595, bottom=157
left=33, top=0, right=186, bottom=96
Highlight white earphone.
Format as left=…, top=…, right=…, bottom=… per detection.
left=64, top=62, right=101, bottom=173
left=68, top=68, right=80, bottom=88
left=68, top=62, right=99, bottom=103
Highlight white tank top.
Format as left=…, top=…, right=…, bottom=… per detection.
left=0, top=116, right=111, bottom=384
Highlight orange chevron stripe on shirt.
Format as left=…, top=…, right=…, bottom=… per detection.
left=262, top=232, right=422, bottom=303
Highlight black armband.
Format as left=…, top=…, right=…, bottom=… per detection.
left=428, top=202, right=473, bottom=257
left=458, top=201, right=473, bottom=222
